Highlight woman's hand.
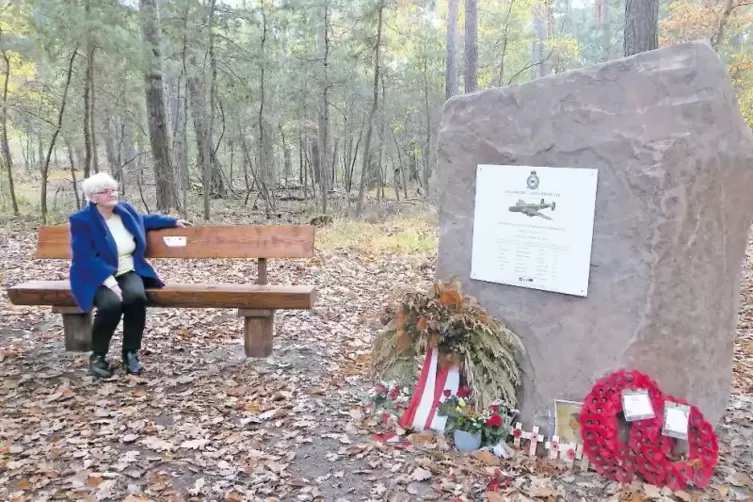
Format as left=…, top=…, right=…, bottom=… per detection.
left=176, top=219, right=193, bottom=228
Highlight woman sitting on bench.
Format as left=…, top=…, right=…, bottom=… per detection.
left=69, top=172, right=191, bottom=378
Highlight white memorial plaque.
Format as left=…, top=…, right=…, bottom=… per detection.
left=470, top=165, right=598, bottom=296
left=662, top=401, right=691, bottom=440
left=621, top=389, right=655, bottom=421
left=163, top=236, right=187, bottom=247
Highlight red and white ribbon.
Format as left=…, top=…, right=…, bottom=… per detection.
left=399, top=348, right=460, bottom=433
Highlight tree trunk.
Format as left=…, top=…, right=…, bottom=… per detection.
left=256, top=0, right=272, bottom=218
left=355, top=0, right=384, bottom=216
left=422, top=51, right=431, bottom=196
left=624, top=0, right=658, bottom=57
left=1, top=48, right=19, bottom=215
left=318, top=0, right=331, bottom=214
left=103, top=118, right=120, bottom=180
left=89, top=43, right=99, bottom=174
left=180, top=5, right=189, bottom=219
left=203, top=0, right=218, bottom=221
left=445, top=0, right=459, bottom=99
left=495, top=0, right=516, bottom=86
left=41, top=50, right=77, bottom=224
left=532, top=4, right=549, bottom=78
left=464, top=0, right=478, bottom=93
left=64, top=136, right=81, bottom=209
left=602, top=0, right=611, bottom=61
left=711, top=0, right=736, bottom=49
left=140, top=0, right=178, bottom=212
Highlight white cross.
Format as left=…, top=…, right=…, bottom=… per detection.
left=558, top=441, right=577, bottom=468
left=574, top=442, right=590, bottom=472
left=512, top=422, right=524, bottom=447
left=527, top=426, right=544, bottom=456
left=544, top=435, right=560, bottom=460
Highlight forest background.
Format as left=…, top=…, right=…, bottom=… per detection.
left=0, top=0, right=751, bottom=227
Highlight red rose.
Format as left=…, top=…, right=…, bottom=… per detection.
left=485, top=414, right=502, bottom=427
left=443, top=389, right=451, bottom=397
left=489, top=404, right=499, bottom=413
left=512, top=429, right=522, bottom=437
left=457, top=387, right=470, bottom=398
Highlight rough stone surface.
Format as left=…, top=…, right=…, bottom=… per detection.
left=436, top=40, right=753, bottom=430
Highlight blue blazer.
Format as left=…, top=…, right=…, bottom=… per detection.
left=68, top=201, right=178, bottom=312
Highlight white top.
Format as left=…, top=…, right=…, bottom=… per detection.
left=102, top=213, right=136, bottom=288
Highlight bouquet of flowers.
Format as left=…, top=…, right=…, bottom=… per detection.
left=438, top=387, right=518, bottom=447
left=364, top=380, right=413, bottom=424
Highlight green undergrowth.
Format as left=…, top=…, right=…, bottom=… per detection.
left=317, top=212, right=438, bottom=257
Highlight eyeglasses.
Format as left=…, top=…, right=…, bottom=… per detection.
left=96, top=188, right=118, bottom=195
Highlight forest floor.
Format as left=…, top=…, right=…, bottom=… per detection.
left=1, top=193, right=753, bottom=502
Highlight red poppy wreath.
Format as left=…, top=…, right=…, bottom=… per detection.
left=579, top=370, right=719, bottom=489
left=579, top=369, right=664, bottom=483
left=630, top=395, right=719, bottom=490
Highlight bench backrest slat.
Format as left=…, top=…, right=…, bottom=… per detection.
left=36, top=224, right=315, bottom=260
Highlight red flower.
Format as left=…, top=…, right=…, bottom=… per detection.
left=512, top=428, right=522, bottom=438
left=388, top=388, right=399, bottom=400
left=486, top=478, right=501, bottom=492
left=457, top=387, right=470, bottom=398
left=485, top=414, right=502, bottom=427
left=443, top=389, right=451, bottom=397
left=489, top=404, right=499, bottom=413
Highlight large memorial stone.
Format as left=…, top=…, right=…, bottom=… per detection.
left=436, top=40, right=753, bottom=430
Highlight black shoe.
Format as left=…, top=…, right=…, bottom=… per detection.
left=89, top=353, right=112, bottom=378
left=123, top=352, right=145, bottom=375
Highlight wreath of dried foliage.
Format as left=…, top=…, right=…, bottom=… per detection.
left=372, top=277, right=524, bottom=409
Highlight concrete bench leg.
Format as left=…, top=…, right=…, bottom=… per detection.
left=52, top=306, right=92, bottom=352
left=238, top=309, right=274, bottom=358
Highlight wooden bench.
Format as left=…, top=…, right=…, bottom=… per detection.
left=6, top=224, right=317, bottom=358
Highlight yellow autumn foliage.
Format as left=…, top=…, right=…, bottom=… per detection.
left=660, top=0, right=753, bottom=129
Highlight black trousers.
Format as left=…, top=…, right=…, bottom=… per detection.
left=91, top=271, right=147, bottom=357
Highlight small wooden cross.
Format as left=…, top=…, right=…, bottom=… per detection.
left=574, top=442, right=590, bottom=472
left=527, top=426, right=543, bottom=456
left=512, top=422, right=524, bottom=447
left=558, top=441, right=577, bottom=468
left=544, top=435, right=560, bottom=460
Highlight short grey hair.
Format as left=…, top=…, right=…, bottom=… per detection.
left=82, top=172, right=118, bottom=201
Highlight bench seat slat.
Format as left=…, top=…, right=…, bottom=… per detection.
left=7, top=281, right=315, bottom=310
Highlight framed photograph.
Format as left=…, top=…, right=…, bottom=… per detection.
left=554, top=399, right=584, bottom=444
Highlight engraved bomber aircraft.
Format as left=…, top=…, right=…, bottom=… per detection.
left=508, top=198, right=556, bottom=220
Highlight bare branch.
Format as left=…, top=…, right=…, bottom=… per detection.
left=507, top=48, right=556, bottom=85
